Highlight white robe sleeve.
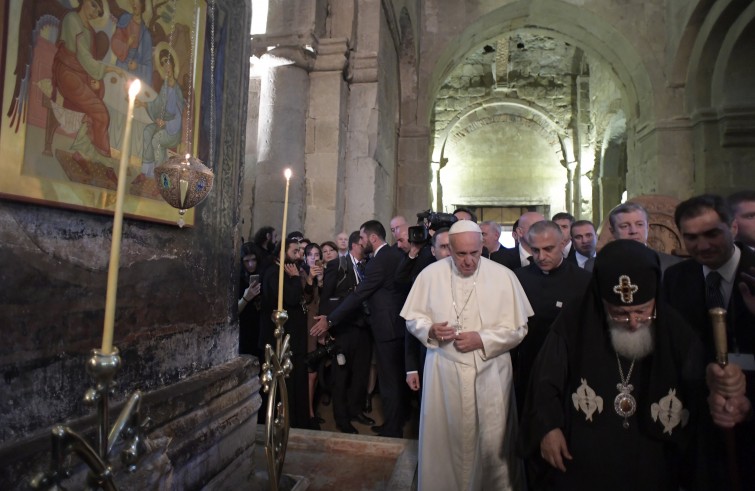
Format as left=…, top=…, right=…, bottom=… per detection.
left=477, top=261, right=533, bottom=359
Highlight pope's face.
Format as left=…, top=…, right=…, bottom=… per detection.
left=449, top=231, right=482, bottom=276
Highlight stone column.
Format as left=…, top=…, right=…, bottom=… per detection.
left=430, top=161, right=441, bottom=211
left=305, top=38, right=349, bottom=237
left=252, top=46, right=313, bottom=234
left=397, top=125, right=432, bottom=219
left=565, top=161, right=577, bottom=215
left=342, top=50, right=383, bottom=230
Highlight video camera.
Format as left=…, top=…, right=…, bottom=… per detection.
left=407, top=209, right=458, bottom=244
left=304, top=336, right=345, bottom=371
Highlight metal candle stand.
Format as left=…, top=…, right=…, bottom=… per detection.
left=260, top=310, right=293, bottom=491
left=30, top=348, right=149, bottom=490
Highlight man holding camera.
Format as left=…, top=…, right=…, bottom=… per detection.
left=316, top=231, right=374, bottom=434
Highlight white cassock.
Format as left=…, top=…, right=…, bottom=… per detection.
left=401, top=257, right=532, bottom=491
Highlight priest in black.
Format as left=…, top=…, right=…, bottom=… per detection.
left=259, top=238, right=311, bottom=430
left=513, top=221, right=591, bottom=417
left=519, top=240, right=706, bottom=491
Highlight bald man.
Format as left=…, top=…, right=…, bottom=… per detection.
left=491, top=211, right=546, bottom=270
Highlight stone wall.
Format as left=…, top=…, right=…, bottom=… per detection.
left=0, top=1, right=254, bottom=487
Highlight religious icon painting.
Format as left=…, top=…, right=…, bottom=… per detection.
left=0, top=0, right=209, bottom=226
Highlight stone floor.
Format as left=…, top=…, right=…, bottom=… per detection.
left=242, top=390, right=421, bottom=490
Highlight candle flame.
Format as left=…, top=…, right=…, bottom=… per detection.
left=128, top=79, right=141, bottom=99
left=284, top=168, right=292, bottom=180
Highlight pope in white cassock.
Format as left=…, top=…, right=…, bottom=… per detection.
left=401, top=220, right=533, bottom=491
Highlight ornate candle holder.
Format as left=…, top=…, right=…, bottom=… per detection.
left=259, top=310, right=293, bottom=491
left=30, top=348, right=149, bottom=490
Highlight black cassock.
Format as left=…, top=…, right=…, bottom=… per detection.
left=513, top=261, right=591, bottom=416
left=518, top=294, right=706, bottom=491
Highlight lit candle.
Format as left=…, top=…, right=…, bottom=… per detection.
left=102, top=79, right=141, bottom=354
left=277, top=169, right=292, bottom=311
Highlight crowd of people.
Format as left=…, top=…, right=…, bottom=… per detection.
left=238, top=193, right=754, bottom=490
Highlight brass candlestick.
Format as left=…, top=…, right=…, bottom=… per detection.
left=260, top=310, right=293, bottom=491
left=31, top=348, right=149, bottom=490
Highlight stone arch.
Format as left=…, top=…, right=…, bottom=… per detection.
left=434, top=100, right=566, bottom=165
left=420, top=2, right=652, bottom=128
left=436, top=101, right=569, bottom=213
left=683, top=0, right=755, bottom=193
left=684, top=0, right=755, bottom=111
left=408, top=0, right=656, bottom=219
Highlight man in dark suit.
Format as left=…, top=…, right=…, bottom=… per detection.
left=318, top=231, right=373, bottom=434
left=491, top=211, right=545, bottom=270
left=311, top=220, right=407, bottom=437
left=608, top=202, right=681, bottom=274
left=570, top=219, right=597, bottom=271
left=663, top=194, right=754, bottom=489
left=552, top=212, right=576, bottom=263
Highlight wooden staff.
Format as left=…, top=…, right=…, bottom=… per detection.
left=708, top=307, right=741, bottom=491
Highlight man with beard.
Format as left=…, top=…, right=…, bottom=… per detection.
left=259, top=238, right=311, bottom=429
left=513, top=221, right=591, bottom=417
left=311, top=220, right=407, bottom=437
left=520, top=240, right=706, bottom=491
left=401, top=220, right=533, bottom=490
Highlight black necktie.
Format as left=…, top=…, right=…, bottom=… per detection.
left=356, top=260, right=366, bottom=283
left=705, top=271, right=725, bottom=309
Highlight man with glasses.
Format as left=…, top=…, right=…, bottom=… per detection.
left=520, top=239, right=706, bottom=490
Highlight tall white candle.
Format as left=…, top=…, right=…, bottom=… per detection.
left=277, top=169, right=292, bottom=311
left=102, top=79, right=141, bottom=354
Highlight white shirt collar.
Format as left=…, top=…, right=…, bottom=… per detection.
left=703, top=245, right=741, bottom=307
left=373, top=242, right=387, bottom=256
left=518, top=243, right=531, bottom=268
left=575, top=250, right=593, bottom=268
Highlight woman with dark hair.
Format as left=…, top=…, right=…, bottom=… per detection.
left=302, top=242, right=325, bottom=428
left=238, top=242, right=263, bottom=358
left=320, top=241, right=339, bottom=263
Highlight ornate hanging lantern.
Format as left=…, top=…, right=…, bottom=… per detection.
left=155, top=154, right=214, bottom=227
